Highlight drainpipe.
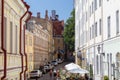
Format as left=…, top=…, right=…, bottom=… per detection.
left=1, top=0, right=7, bottom=80
left=24, top=12, right=32, bottom=80
left=20, top=1, right=29, bottom=80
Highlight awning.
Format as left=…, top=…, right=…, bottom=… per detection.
left=59, top=50, right=64, bottom=54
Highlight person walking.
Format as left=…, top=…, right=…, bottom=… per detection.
left=84, top=74, right=89, bottom=80
left=49, top=69, right=53, bottom=78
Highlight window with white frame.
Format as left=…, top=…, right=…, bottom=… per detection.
left=90, top=27, right=91, bottom=40
left=99, top=19, right=102, bottom=35
left=92, top=2, right=94, bottom=13
left=96, top=55, right=99, bottom=74
left=107, top=54, right=109, bottom=75
left=116, top=10, right=119, bottom=34
left=94, top=0, right=97, bottom=10
left=86, top=12, right=87, bottom=22
left=95, top=22, right=97, bottom=37
left=99, top=0, right=101, bottom=7
left=10, top=21, right=13, bottom=53
left=16, top=25, right=18, bottom=54
left=90, top=6, right=91, bottom=17
left=92, top=25, right=94, bottom=38
left=107, top=16, right=111, bottom=38
left=110, top=53, right=112, bottom=77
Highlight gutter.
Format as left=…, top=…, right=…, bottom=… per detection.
left=24, top=12, right=32, bottom=80
left=20, top=1, right=29, bottom=80
left=1, top=0, right=7, bottom=80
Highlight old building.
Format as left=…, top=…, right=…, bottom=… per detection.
left=51, top=10, right=64, bottom=60
left=75, top=0, right=120, bottom=80
left=0, top=0, right=31, bottom=80
left=25, top=27, right=34, bottom=78
left=27, top=10, right=54, bottom=69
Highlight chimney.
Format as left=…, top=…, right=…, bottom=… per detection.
left=37, top=12, right=40, bottom=18
left=45, top=10, right=49, bottom=20
left=55, top=15, right=59, bottom=20
left=51, top=10, right=56, bottom=20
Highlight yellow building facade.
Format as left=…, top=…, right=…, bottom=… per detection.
left=0, top=0, right=31, bottom=80
left=27, top=18, right=50, bottom=69
left=25, top=30, right=34, bottom=78
left=52, top=20, right=64, bottom=60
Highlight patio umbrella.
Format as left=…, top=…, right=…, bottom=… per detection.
left=68, top=68, right=89, bottom=74
left=65, top=63, right=81, bottom=71
left=65, top=63, right=89, bottom=74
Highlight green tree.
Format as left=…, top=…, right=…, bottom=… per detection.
left=63, top=9, right=75, bottom=52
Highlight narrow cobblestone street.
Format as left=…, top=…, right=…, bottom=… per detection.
left=29, top=61, right=70, bottom=80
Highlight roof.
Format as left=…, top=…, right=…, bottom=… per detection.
left=31, top=16, right=52, bottom=30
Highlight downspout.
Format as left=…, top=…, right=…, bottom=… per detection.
left=24, top=12, right=32, bottom=80
left=20, top=1, right=29, bottom=80
left=1, top=0, right=7, bottom=80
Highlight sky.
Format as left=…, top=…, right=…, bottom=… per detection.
left=24, top=0, right=74, bottom=22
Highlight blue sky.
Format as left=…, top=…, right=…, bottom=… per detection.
left=25, top=0, right=74, bottom=22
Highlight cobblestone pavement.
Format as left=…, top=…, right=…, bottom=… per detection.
left=29, top=61, right=70, bottom=80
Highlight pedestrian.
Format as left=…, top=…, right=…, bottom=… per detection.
left=56, top=70, right=60, bottom=77
left=56, top=70, right=61, bottom=80
left=53, top=73, right=57, bottom=80
left=53, top=68, right=57, bottom=77
left=49, top=69, right=53, bottom=78
left=114, top=78, right=116, bottom=80
left=89, top=77, right=93, bottom=80
left=84, top=74, right=89, bottom=80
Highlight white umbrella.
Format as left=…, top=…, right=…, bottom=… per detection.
left=68, top=68, right=89, bottom=74
left=65, top=63, right=81, bottom=71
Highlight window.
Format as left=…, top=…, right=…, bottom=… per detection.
left=92, top=25, right=94, bottom=38
left=90, top=27, right=91, bottom=40
left=99, top=0, right=101, bottom=7
left=58, top=39, right=60, bottom=43
left=16, top=25, right=18, bottom=54
left=4, top=17, right=7, bottom=49
left=25, top=36, right=27, bottom=45
left=10, top=21, right=13, bottom=53
left=94, top=0, right=97, bottom=10
left=99, top=19, right=102, bottom=35
left=89, top=6, right=91, bottom=17
left=95, top=22, right=97, bottom=37
left=107, top=54, right=109, bottom=77
left=107, top=16, right=111, bottom=38
left=92, top=2, right=94, bottom=13
left=116, top=10, right=119, bottom=34
left=86, top=12, right=87, bottom=22
left=96, top=55, right=99, bottom=74
left=29, top=37, right=32, bottom=46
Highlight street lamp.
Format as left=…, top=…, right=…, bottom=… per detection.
left=77, top=50, right=82, bottom=59
left=97, top=45, right=105, bottom=80
left=97, top=45, right=105, bottom=56
left=97, top=45, right=101, bottom=54
left=77, top=48, right=83, bottom=66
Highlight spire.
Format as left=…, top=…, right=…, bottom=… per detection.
left=45, top=10, right=49, bottom=20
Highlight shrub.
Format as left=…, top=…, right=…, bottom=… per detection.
left=104, top=75, right=109, bottom=80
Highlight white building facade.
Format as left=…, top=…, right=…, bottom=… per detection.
left=75, top=0, right=120, bottom=80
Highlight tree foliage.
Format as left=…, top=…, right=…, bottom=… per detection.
left=63, top=9, right=75, bottom=52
